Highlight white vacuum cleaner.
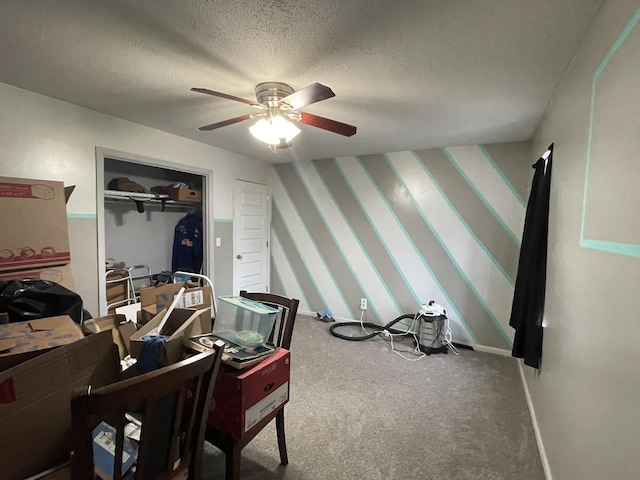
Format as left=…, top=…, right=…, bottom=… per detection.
left=417, top=301, right=448, bottom=354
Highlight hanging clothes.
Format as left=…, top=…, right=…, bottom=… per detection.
left=509, top=144, right=553, bottom=369
left=172, top=212, right=203, bottom=274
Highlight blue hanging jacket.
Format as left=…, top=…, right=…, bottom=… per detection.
left=172, top=212, right=203, bottom=274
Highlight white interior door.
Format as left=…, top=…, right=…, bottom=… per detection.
left=233, top=179, right=269, bottom=294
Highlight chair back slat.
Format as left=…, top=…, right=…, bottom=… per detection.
left=113, top=421, right=125, bottom=480
left=70, top=341, right=225, bottom=480
left=238, top=291, right=299, bottom=350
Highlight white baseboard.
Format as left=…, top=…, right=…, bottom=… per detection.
left=518, top=361, right=552, bottom=480
left=466, top=343, right=512, bottom=356
left=297, top=309, right=369, bottom=323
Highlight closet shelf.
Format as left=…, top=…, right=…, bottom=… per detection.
left=104, top=190, right=199, bottom=211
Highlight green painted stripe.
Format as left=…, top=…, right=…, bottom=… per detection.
left=274, top=167, right=339, bottom=313
left=582, top=80, right=596, bottom=241
left=347, top=157, right=428, bottom=311
left=270, top=261, right=290, bottom=301
left=479, top=145, right=526, bottom=207
left=581, top=239, right=640, bottom=257
left=443, top=148, right=521, bottom=246
left=271, top=227, right=312, bottom=307
left=270, top=257, right=286, bottom=296
left=315, top=159, right=404, bottom=324
left=386, top=154, right=512, bottom=346
left=214, top=218, right=233, bottom=223
left=67, top=213, right=96, bottom=219
left=331, top=158, right=425, bottom=326
left=594, top=7, right=640, bottom=80
left=282, top=163, right=359, bottom=320
left=411, top=151, right=515, bottom=287
left=272, top=200, right=323, bottom=310
left=414, top=149, right=519, bottom=282
left=582, top=7, right=640, bottom=258
left=358, top=155, right=480, bottom=344
left=293, top=162, right=369, bottom=320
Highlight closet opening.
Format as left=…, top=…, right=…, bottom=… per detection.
left=96, top=148, right=214, bottom=316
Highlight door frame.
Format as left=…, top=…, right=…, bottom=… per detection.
left=96, top=147, right=215, bottom=316
left=232, top=178, right=271, bottom=295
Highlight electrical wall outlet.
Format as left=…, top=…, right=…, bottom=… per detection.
left=360, top=298, right=368, bottom=310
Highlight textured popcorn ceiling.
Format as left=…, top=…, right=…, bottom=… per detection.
left=0, top=0, right=601, bottom=162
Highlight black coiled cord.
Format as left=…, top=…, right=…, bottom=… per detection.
left=329, top=313, right=417, bottom=341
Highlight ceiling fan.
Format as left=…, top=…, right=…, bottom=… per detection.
left=191, top=82, right=357, bottom=150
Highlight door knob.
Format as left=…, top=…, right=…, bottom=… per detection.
left=236, top=254, right=243, bottom=260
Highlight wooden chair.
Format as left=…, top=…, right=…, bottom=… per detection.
left=68, top=340, right=225, bottom=480
left=205, top=291, right=299, bottom=480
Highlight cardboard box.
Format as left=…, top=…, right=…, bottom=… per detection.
left=0, top=176, right=71, bottom=272
left=82, top=314, right=138, bottom=360
left=129, top=307, right=211, bottom=364
left=0, top=263, right=75, bottom=291
left=139, top=282, right=212, bottom=324
left=0, top=331, right=119, bottom=480
left=150, top=185, right=202, bottom=203
left=0, top=315, right=85, bottom=372
left=208, top=348, right=290, bottom=441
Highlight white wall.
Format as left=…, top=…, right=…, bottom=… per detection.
left=0, top=82, right=271, bottom=314
left=527, top=1, right=640, bottom=479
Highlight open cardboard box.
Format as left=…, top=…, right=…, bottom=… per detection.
left=0, top=315, right=85, bottom=372
left=138, top=282, right=212, bottom=324
left=82, top=313, right=138, bottom=361
left=0, top=331, right=119, bottom=480
left=129, top=307, right=211, bottom=364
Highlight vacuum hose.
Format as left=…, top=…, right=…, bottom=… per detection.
left=329, top=314, right=416, bottom=341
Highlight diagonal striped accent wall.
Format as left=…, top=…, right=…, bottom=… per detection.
left=270, top=141, right=531, bottom=350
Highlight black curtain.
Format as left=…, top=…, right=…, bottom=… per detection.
left=509, top=144, right=553, bottom=369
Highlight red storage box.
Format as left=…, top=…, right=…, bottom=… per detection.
left=208, top=348, right=290, bottom=441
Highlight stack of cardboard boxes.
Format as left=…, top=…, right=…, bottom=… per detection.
left=0, top=176, right=75, bottom=290
left=0, top=176, right=215, bottom=478
left=0, top=281, right=214, bottom=479
left=0, top=176, right=291, bottom=479
left=0, top=177, right=106, bottom=477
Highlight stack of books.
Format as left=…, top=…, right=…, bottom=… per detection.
left=183, top=333, right=275, bottom=369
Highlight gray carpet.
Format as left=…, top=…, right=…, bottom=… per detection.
left=201, top=316, right=544, bottom=479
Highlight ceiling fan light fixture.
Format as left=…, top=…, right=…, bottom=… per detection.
left=249, top=115, right=301, bottom=145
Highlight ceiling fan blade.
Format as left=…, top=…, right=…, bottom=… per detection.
left=279, top=83, right=335, bottom=110
left=198, top=114, right=253, bottom=131
left=298, top=112, right=357, bottom=137
left=191, top=88, right=260, bottom=107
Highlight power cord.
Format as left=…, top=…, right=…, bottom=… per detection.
left=365, top=310, right=425, bottom=361
left=330, top=310, right=426, bottom=361
left=330, top=305, right=462, bottom=358
left=442, top=315, right=460, bottom=355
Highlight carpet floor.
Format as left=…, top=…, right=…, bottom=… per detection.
left=201, top=315, right=544, bottom=480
